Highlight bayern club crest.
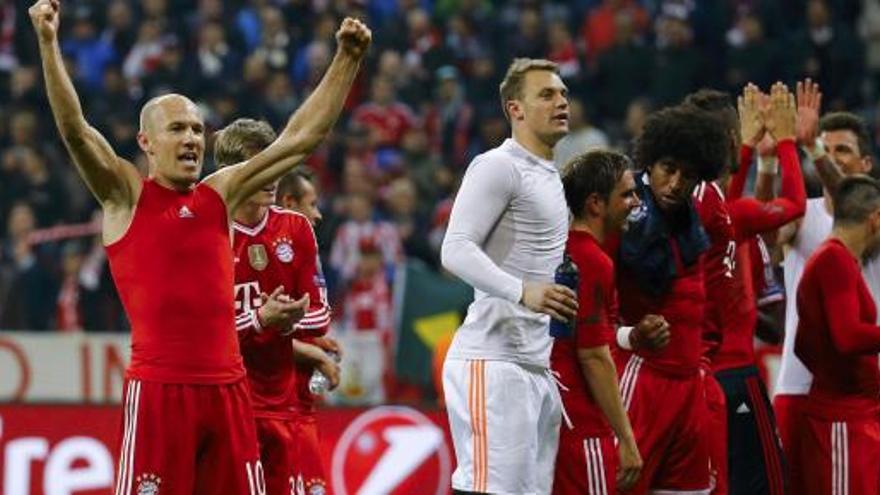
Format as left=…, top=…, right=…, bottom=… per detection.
left=275, top=237, right=295, bottom=263
left=135, top=473, right=161, bottom=495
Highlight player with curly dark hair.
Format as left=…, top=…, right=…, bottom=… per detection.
left=612, top=103, right=727, bottom=495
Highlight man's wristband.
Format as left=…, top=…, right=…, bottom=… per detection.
left=756, top=155, right=778, bottom=175
left=616, top=326, right=635, bottom=351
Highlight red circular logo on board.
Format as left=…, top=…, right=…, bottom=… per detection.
left=331, top=406, right=452, bottom=495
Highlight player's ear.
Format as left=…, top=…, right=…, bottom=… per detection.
left=507, top=100, right=524, bottom=121
left=136, top=131, right=151, bottom=155
left=585, top=192, right=604, bottom=216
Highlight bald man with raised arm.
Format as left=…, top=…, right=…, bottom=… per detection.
left=29, top=0, right=370, bottom=492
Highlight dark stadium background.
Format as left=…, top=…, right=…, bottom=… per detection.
left=0, top=0, right=877, bottom=493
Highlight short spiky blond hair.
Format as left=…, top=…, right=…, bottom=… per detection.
left=498, top=58, right=560, bottom=121
left=213, top=118, right=276, bottom=167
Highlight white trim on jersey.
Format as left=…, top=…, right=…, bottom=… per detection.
left=297, top=305, right=331, bottom=330
left=233, top=212, right=270, bottom=237
left=236, top=309, right=262, bottom=333
left=115, top=380, right=141, bottom=495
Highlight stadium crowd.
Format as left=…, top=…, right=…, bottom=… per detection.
left=1, top=0, right=880, bottom=373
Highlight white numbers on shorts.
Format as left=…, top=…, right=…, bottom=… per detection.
left=288, top=474, right=305, bottom=495
left=246, top=460, right=266, bottom=495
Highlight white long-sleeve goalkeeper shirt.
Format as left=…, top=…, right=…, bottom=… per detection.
left=441, top=138, right=568, bottom=367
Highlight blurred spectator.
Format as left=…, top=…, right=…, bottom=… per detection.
left=329, top=193, right=401, bottom=288
left=123, top=19, right=166, bottom=82
left=860, top=0, right=880, bottom=97
left=581, top=0, right=650, bottom=61
left=554, top=99, right=609, bottom=167
left=382, top=176, right=435, bottom=267
left=651, top=12, right=703, bottom=105
left=101, top=1, right=137, bottom=59
left=506, top=8, right=545, bottom=60
left=192, top=21, right=242, bottom=95
left=352, top=77, right=419, bottom=149
left=725, top=12, right=776, bottom=91
left=0, top=203, right=58, bottom=331
left=141, top=36, right=190, bottom=97
left=4, top=146, right=70, bottom=227
left=61, top=6, right=116, bottom=91
left=424, top=66, right=473, bottom=169
left=546, top=21, right=580, bottom=80
left=595, top=12, right=654, bottom=120
left=787, top=0, right=865, bottom=110
left=252, top=5, right=294, bottom=73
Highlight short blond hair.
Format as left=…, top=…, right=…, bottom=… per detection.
left=498, top=58, right=560, bottom=121
left=213, top=118, right=276, bottom=167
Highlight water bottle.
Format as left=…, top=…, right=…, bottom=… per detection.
left=308, top=350, right=340, bottom=395
left=548, top=254, right=578, bottom=339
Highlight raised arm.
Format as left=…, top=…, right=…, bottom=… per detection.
left=29, top=0, right=140, bottom=212
left=206, top=18, right=371, bottom=213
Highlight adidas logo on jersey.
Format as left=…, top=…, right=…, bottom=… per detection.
left=736, top=402, right=751, bottom=414
left=178, top=205, right=194, bottom=218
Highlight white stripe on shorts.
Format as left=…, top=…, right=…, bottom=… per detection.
left=619, top=355, right=643, bottom=411
left=583, top=438, right=608, bottom=495
left=115, top=380, right=141, bottom=495
left=832, top=421, right=849, bottom=495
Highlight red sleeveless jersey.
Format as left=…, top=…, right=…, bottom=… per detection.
left=232, top=206, right=331, bottom=419
left=106, top=179, right=244, bottom=383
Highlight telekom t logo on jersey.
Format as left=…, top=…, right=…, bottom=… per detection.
left=234, top=282, right=263, bottom=313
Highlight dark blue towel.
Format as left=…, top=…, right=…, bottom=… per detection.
left=619, top=171, right=709, bottom=296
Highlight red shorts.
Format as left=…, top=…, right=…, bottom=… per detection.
left=616, top=354, right=710, bottom=494
left=255, top=414, right=327, bottom=495
left=773, top=393, right=808, bottom=493
left=704, top=372, right=728, bottom=495
left=114, top=379, right=263, bottom=495
left=553, top=432, right=616, bottom=495
left=799, top=413, right=880, bottom=495
left=292, top=415, right=327, bottom=492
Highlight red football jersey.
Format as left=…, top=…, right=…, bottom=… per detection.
left=106, top=179, right=244, bottom=383
left=551, top=230, right=616, bottom=437
left=693, top=181, right=737, bottom=365
left=232, top=206, right=331, bottom=419
left=796, top=239, right=880, bottom=420
left=712, top=139, right=806, bottom=371
left=617, top=240, right=706, bottom=377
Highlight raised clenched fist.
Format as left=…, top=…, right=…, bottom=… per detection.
left=335, top=17, right=372, bottom=60
left=29, top=0, right=60, bottom=43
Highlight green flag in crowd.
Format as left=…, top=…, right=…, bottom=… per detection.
left=393, top=259, right=472, bottom=389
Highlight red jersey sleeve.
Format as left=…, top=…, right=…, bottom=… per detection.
left=729, top=140, right=807, bottom=239
left=816, top=245, right=880, bottom=355
left=573, top=251, right=616, bottom=350
left=727, top=145, right=755, bottom=200
left=290, top=215, right=331, bottom=338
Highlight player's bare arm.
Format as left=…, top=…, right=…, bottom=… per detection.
left=577, top=345, right=642, bottom=489
left=30, top=0, right=141, bottom=242
left=291, top=339, right=340, bottom=389
left=205, top=18, right=371, bottom=213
